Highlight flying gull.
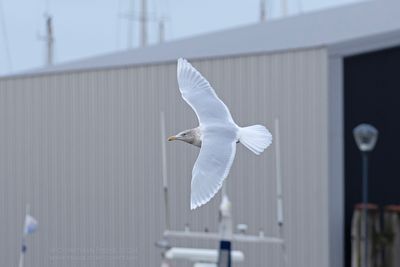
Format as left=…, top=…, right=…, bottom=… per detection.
left=168, top=58, right=272, bottom=209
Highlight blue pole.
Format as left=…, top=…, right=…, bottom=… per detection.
left=217, top=240, right=231, bottom=267
left=362, top=152, right=369, bottom=267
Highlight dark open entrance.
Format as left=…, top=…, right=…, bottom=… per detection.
left=344, top=46, right=400, bottom=267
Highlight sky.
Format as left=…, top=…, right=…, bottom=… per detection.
left=0, top=0, right=361, bottom=75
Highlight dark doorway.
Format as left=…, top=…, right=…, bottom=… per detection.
left=344, top=46, right=400, bottom=267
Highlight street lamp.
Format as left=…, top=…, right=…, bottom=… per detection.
left=353, top=123, right=378, bottom=267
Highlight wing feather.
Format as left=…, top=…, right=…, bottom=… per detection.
left=190, top=128, right=237, bottom=209
left=177, top=58, right=235, bottom=126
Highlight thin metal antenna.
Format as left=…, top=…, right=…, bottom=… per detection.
left=25, top=204, right=30, bottom=216
left=140, top=0, right=147, bottom=47
left=158, top=17, right=165, bottom=43
left=160, top=111, right=171, bottom=230
left=115, top=0, right=122, bottom=49
left=281, top=0, right=288, bottom=17
left=18, top=204, right=30, bottom=267
left=274, top=119, right=283, bottom=227
left=45, top=15, right=54, bottom=66
left=274, top=118, right=288, bottom=267
left=260, top=0, right=267, bottom=22
left=127, top=0, right=135, bottom=49
left=0, top=0, right=13, bottom=71
left=18, top=244, right=25, bottom=267
left=35, top=1, right=54, bottom=66
left=121, top=0, right=155, bottom=48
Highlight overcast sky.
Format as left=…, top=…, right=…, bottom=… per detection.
left=0, top=0, right=361, bottom=75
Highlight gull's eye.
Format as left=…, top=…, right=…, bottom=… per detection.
left=182, top=133, right=187, bottom=136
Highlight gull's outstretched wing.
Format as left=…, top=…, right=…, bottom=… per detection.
left=177, top=58, right=239, bottom=209
left=177, top=58, right=235, bottom=126
left=190, top=127, right=237, bottom=209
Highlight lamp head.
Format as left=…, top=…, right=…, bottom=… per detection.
left=353, top=123, right=378, bottom=152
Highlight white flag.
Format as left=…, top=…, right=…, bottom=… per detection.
left=23, top=215, right=38, bottom=235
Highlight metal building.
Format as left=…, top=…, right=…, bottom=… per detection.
left=1, top=1, right=400, bottom=266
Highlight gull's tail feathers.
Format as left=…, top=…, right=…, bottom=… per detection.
left=239, top=125, right=272, bottom=155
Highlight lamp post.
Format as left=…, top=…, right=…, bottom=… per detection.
left=353, top=124, right=378, bottom=267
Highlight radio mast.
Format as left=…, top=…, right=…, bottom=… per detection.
left=140, top=0, right=147, bottom=46
left=260, top=0, right=267, bottom=22
left=158, top=18, right=165, bottom=43
left=45, top=15, right=54, bottom=65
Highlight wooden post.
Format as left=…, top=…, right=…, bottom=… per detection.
left=351, top=203, right=381, bottom=267
left=383, top=205, right=400, bottom=267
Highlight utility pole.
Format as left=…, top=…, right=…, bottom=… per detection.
left=45, top=15, right=54, bottom=66
left=158, top=18, right=165, bottom=43
left=217, top=186, right=232, bottom=267
left=260, top=0, right=267, bottom=22
left=122, top=0, right=150, bottom=48
left=127, top=0, right=135, bottom=49
left=140, top=0, right=147, bottom=47
left=0, top=0, right=13, bottom=71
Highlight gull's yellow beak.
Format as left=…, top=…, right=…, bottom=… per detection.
left=168, top=136, right=176, bottom=141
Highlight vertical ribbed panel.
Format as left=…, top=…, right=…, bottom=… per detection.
left=0, top=48, right=329, bottom=267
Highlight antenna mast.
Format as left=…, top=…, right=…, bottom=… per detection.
left=140, top=0, right=147, bottom=47
left=274, top=118, right=288, bottom=266
left=45, top=15, right=54, bottom=66
left=158, top=18, right=165, bottom=43
left=0, top=0, right=12, bottom=71
left=281, top=0, right=288, bottom=17
left=126, top=0, right=134, bottom=49
left=260, top=0, right=267, bottom=22
left=160, top=111, right=171, bottom=231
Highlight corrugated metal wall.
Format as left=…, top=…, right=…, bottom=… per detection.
left=0, top=48, right=329, bottom=267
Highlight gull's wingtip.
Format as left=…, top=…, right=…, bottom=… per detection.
left=177, top=58, right=192, bottom=83
left=177, top=58, right=186, bottom=74
left=190, top=199, right=204, bottom=210
left=190, top=195, right=202, bottom=210
left=190, top=196, right=205, bottom=210
left=190, top=181, right=224, bottom=210
left=190, top=184, right=222, bottom=210
left=177, top=57, right=186, bottom=65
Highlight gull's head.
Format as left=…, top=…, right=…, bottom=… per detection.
left=168, top=129, right=196, bottom=144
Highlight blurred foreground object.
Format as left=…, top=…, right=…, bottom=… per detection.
left=353, top=123, right=379, bottom=267
left=351, top=204, right=381, bottom=267
left=164, top=247, right=244, bottom=265
left=383, top=205, right=400, bottom=267
left=351, top=204, right=400, bottom=267
left=23, top=214, right=38, bottom=235
left=19, top=204, right=38, bottom=267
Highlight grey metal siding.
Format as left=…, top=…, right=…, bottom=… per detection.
left=327, top=55, right=344, bottom=267
left=0, top=48, right=329, bottom=267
